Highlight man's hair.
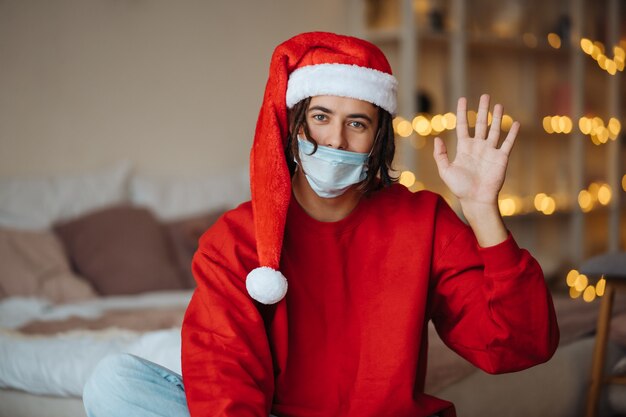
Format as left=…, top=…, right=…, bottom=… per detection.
left=285, top=97, right=397, bottom=194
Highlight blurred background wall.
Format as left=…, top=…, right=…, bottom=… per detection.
left=0, top=0, right=348, bottom=177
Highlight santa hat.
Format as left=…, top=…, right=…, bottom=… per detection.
left=246, top=31, right=398, bottom=304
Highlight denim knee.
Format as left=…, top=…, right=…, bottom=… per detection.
left=82, top=353, right=141, bottom=416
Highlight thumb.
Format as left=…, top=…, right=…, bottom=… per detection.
left=433, top=137, right=450, bottom=173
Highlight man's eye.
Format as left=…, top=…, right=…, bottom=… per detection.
left=349, top=121, right=365, bottom=128
left=312, top=114, right=327, bottom=121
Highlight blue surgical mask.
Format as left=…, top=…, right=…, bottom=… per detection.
left=295, top=137, right=370, bottom=198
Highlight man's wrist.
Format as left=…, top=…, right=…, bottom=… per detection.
left=459, top=199, right=508, bottom=247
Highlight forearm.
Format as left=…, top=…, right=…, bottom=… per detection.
left=459, top=200, right=508, bottom=247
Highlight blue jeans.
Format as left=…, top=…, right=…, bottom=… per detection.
left=83, top=353, right=190, bottom=417
left=83, top=353, right=279, bottom=417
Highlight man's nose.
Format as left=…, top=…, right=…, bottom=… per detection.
left=323, top=124, right=347, bottom=150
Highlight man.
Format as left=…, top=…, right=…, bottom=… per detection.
left=83, top=31, right=559, bottom=417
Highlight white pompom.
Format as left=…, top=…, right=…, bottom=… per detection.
left=246, top=267, right=288, bottom=305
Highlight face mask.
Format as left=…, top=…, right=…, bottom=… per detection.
left=295, top=137, right=370, bottom=198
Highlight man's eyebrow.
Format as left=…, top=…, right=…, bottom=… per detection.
left=307, top=105, right=333, bottom=114
left=308, top=106, right=374, bottom=123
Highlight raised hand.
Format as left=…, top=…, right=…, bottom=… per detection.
left=433, top=94, right=519, bottom=205
left=433, top=94, right=519, bottom=246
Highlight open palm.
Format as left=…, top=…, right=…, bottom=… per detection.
left=433, top=94, right=519, bottom=205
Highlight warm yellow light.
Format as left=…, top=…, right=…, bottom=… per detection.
left=593, top=41, right=605, bottom=54
left=534, top=193, right=547, bottom=211
left=431, top=114, right=445, bottom=133
left=608, top=118, right=621, bottom=135
left=563, top=117, right=573, bottom=134
left=598, top=184, right=612, bottom=205
left=393, top=117, right=404, bottom=130
left=566, top=269, right=579, bottom=287
left=557, top=116, right=568, bottom=133
left=540, top=196, right=556, bottom=215
left=615, top=46, right=626, bottom=60
left=574, top=274, right=589, bottom=291
left=569, top=286, right=582, bottom=299
left=547, top=33, right=561, bottom=49
left=596, top=277, right=606, bottom=297
left=616, top=56, right=625, bottom=71
left=591, top=45, right=602, bottom=60
left=399, top=170, right=416, bottom=188
left=597, top=127, right=609, bottom=143
left=580, top=38, right=593, bottom=54
left=598, top=54, right=608, bottom=70
left=590, top=134, right=602, bottom=146
left=501, top=114, right=513, bottom=131
left=523, top=33, right=538, bottom=48
left=498, top=197, right=517, bottom=217
left=579, top=117, right=592, bottom=135
left=397, top=120, right=414, bottom=137
left=578, top=190, right=593, bottom=211
left=543, top=116, right=554, bottom=133
left=443, top=112, right=456, bottom=130
left=551, top=116, right=561, bottom=133
left=467, top=110, right=477, bottom=128
left=606, top=60, right=617, bottom=75
left=583, top=286, right=597, bottom=302
left=413, top=115, right=432, bottom=136
left=622, top=174, right=626, bottom=192
left=588, top=182, right=600, bottom=199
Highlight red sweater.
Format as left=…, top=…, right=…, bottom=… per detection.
left=182, top=185, right=559, bottom=417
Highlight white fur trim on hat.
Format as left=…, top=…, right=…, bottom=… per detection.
left=246, top=266, right=288, bottom=305
left=286, top=63, right=398, bottom=115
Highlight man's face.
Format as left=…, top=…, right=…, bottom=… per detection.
left=301, top=95, right=379, bottom=154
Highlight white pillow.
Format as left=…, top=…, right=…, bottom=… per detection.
left=129, top=168, right=250, bottom=220
left=0, top=162, right=131, bottom=230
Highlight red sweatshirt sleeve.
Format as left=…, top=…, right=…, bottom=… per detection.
left=429, top=197, right=560, bottom=374
left=181, top=211, right=274, bottom=417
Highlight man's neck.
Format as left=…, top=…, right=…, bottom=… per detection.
left=291, top=170, right=362, bottom=222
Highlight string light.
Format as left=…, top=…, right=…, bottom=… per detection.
left=597, top=184, right=612, bottom=205
left=578, top=189, right=593, bottom=212
left=573, top=116, right=621, bottom=145
left=596, top=277, right=606, bottom=297
left=396, top=120, right=413, bottom=137
left=583, top=286, right=597, bottom=302
left=580, top=37, right=624, bottom=75
left=399, top=170, right=416, bottom=188
left=547, top=33, right=561, bottom=49
left=574, top=274, right=589, bottom=292
left=543, top=116, right=573, bottom=134
left=565, top=269, right=606, bottom=301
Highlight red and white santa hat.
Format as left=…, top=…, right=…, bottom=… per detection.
left=246, top=31, right=398, bottom=304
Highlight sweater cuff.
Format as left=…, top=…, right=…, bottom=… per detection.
left=476, top=232, right=523, bottom=273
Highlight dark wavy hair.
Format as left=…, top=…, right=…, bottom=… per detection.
left=284, top=97, right=397, bottom=194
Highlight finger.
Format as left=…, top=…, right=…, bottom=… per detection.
left=433, top=137, right=450, bottom=174
left=500, top=121, right=520, bottom=156
left=486, top=103, right=503, bottom=147
left=455, top=97, right=469, bottom=140
left=474, top=94, right=490, bottom=139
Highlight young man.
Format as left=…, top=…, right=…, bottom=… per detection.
left=83, top=32, right=559, bottom=417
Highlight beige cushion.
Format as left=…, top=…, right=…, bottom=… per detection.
left=0, top=228, right=96, bottom=303
left=54, top=205, right=185, bottom=295
left=164, top=209, right=225, bottom=288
